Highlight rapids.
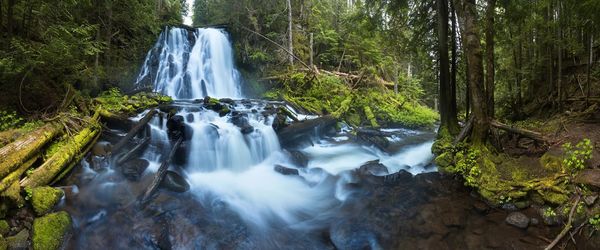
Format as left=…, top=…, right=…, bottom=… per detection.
left=60, top=27, right=440, bottom=249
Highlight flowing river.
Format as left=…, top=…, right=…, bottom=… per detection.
left=58, top=27, right=555, bottom=250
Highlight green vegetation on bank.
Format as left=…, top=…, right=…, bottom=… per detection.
left=263, top=72, right=438, bottom=128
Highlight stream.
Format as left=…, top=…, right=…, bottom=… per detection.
left=58, top=27, right=556, bottom=249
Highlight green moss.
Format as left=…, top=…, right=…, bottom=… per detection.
left=540, top=153, right=563, bottom=172
left=0, top=235, right=6, bottom=250
left=434, top=152, right=454, bottom=169
left=363, top=106, right=379, bottom=127
left=96, top=88, right=172, bottom=116
left=539, top=190, right=569, bottom=205
left=31, top=187, right=64, bottom=216
left=0, top=220, right=8, bottom=236
left=32, top=211, right=72, bottom=250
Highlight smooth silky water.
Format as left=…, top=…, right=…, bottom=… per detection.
left=60, top=27, right=436, bottom=249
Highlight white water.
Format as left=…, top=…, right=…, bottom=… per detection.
left=132, top=27, right=436, bottom=229
left=136, top=27, right=242, bottom=99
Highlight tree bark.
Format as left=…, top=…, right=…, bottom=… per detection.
left=0, top=123, right=63, bottom=180
left=450, top=0, right=459, bottom=125
left=287, top=0, right=294, bottom=65
left=455, top=0, right=490, bottom=145
left=437, top=0, right=459, bottom=135
left=485, top=0, right=496, bottom=117
left=587, top=34, right=593, bottom=105
left=7, top=0, right=15, bottom=36
left=557, top=1, right=562, bottom=111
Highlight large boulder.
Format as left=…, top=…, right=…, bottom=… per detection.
left=276, top=116, right=337, bottom=147
left=166, top=115, right=185, bottom=139
left=357, top=160, right=389, bottom=177
left=6, top=229, right=28, bottom=250
left=160, top=171, right=190, bottom=193
left=287, top=150, right=309, bottom=167
left=31, top=187, right=64, bottom=216
left=356, top=129, right=390, bottom=152
left=32, top=211, right=72, bottom=250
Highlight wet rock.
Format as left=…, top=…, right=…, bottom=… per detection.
left=472, top=201, right=490, bottom=214
left=505, top=212, right=530, bottom=229
left=530, top=218, right=539, bottom=226
left=356, top=129, right=390, bottom=152
left=274, top=165, right=299, bottom=176
left=230, top=112, right=253, bottom=134
left=584, top=195, right=598, bottom=206
left=240, top=125, right=254, bottom=134
left=358, top=160, right=389, bottom=176
left=32, top=211, right=72, bottom=250
left=121, top=159, right=150, bottom=181
left=31, top=187, right=64, bottom=216
left=288, top=150, right=308, bottom=167
left=186, top=113, right=194, bottom=123
left=501, top=203, right=518, bottom=211
left=160, top=171, right=190, bottom=193
left=219, top=98, right=234, bottom=104
left=6, top=229, right=28, bottom=250
left=329, top=220, right=382, bottom=250
left=167, top=115, right=185, bottom=139
left=271, top=110, right=288, bottom=132
left=91, top=141, right=112, bottom=156
left=277, top=116, right=337, bottom=147
left=382, top=170, right=413, bottom=185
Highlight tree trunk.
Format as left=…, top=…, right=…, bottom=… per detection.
left=557, top=0, right=562, bottom=111
left=450, top=0, right=459, bottom=125
left=0, top=123, right=63, bottom=180
left=437, top=0, right=459, bottom=135
left=455, top=0, right=490, bottom=145
left=21, top=125, right=100, bottom=188
left=485, top=0, right=496, bottom=117
left=587, top=34, right=593, bottom=105
left=7, top=0, right=15, bottom=36
left=287, top=0, right=294, bottom=66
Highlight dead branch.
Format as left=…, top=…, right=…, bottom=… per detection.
left=111, top=109, right=157, bottom=154
left=544, top=195, right=581, bottom=250
left=139, top=136, right=183, bottom=207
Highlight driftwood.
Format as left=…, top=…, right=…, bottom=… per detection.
left=544, top=196, right=581, bottom=250
left=139, top=136, right=183, bottom=206
left=454, top=117, right=475, bottom=144
left=20, top=124, right=100, bottom=188
left=112, top=109, right=157, bottom=153
left=490, top=120, right=548, bottom=143
left=117, top=137, right=151, bottom=165
left=0, top=123, right=62, bottom=180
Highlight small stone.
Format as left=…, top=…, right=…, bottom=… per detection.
left=505, top=212, right=530, bottom=229
left=31, top=187, right=64, bottom=216
left=501, top=203, right=518, bottom=211
left=274, top=165, right=299, bottom=176
left=6, top=229, right=29, bottom=250
left=530, top=218, right=539, bottom=226
left=584, top=195, right=598, bottom=206
left=472, top=201, right=489, bottom=214
left=514, top=201, right=530, bottom=209
left=32, top=211, right=72, bottom=250
left=160, top=171, right=190, bottom=193
left=121, top=159, right=150, bottom=181
left=288, top=150, right=309, bottom=167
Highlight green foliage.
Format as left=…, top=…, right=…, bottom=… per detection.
left=0, top=111, right=24, bottom=131
left=449, top=147, right=482, bottom=187
left=543, top=207, right=557, bottom=218
left=562, top=139, right=593, bottom=173
left=96, top=88, right=172, bottom=115
left=590, top=214, right=600, bottom=231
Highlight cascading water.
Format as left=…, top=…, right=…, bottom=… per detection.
left=136, top=27, right=242, bottom=99
left=62, top=27, right=438, bottom=249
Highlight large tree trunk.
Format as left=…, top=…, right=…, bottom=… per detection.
left=7, top=0, right=16, bottom=36
left=450, top=0, right=459, bottom=124
left=437, top=0, right=459, bottom=135
left=455, top=0, right=490, bottom=145
left=485, top=0, right=496, bottom=117
left=0, top=123, right=63, bottom=180
left=287, top=0, right=294, bottom=65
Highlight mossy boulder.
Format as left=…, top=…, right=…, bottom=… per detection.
left=434, top=152, right=454, bottom=169
left=0, top=220, right=8, bottom=236
left=6, top=229, right=28, bottom=249
left=31, top=186, right=64, bottom=216
left=0, top=235, right=6, bottom=250
left=540, top=152, right=563, bottom=172
left=32, top=211, right=72, bottom=250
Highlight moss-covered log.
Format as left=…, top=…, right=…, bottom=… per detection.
left=20, top=125, right=99, bottom=189
left=0, top=155, right=37, bottom=193
left=0, top=123, right=62, bottom=180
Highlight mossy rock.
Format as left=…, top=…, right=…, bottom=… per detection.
left=6, top=229, right=28, bottom=250
left=434, top=152, right=454, bottom=169
left=0, top=220, right=8, bottom=236
left=32, top=211, right=72, bottom=250
left=540, top=152, right=563, bottom=172
left=539, top=190, right=569, bottom=205
left=31, top=187, right=64, bottom=216
left=0, top=182, right=24, bottom=208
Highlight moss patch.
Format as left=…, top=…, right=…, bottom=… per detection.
left=31, top=187, right=64, bottom=216
left=33, top=211, right=72, bottom=250
left=0, top=220, right=8, bottom=236
left=95, top=88, right=172, bottom=116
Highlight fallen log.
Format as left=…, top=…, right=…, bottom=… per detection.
left=116, top=136, right=151, bottom=165
left=112, top=109, right=157, bottom=154
left=139, top=136, right=183, bottom=206
left=0, top=123, right=62, bottom=180
left=454, top=117, right=475, bottom=144
left=490, top=120, right=548, bottom=143
left=21, top=124, right=100, bottom=188
left=277, top=115, right=337, bottom=147
left=0, top=156, right=38, bottom=193
left=50, top=130, right=101, bottom=185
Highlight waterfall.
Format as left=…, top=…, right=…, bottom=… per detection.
left=136, top=27, right=242, bottom=99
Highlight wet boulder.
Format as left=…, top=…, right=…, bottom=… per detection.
left=505, top=212, right=530, bottom=229
left=203, top=96, right=231, bottom=116
left=92, top=141, right=112, bottom=156
left=277, top=115, right=337, bottom=147
left=357, top=160, right=389, bottom=177
left=230, top=112, right=254, bottom=135
left=6, top=229, right=29, bottom=250
left=356, top=129, right=390, bottom=152
left=160, top=171, right=190, bottom=193
left=274, top=165, right=299, bottom=176
left=121, top=159, right=150, bottom=181
left=329, top=219, right=382, bottom=250
left=167, top=115, right=185, bottom=139
left=271, top=110, right=288, bottom=132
